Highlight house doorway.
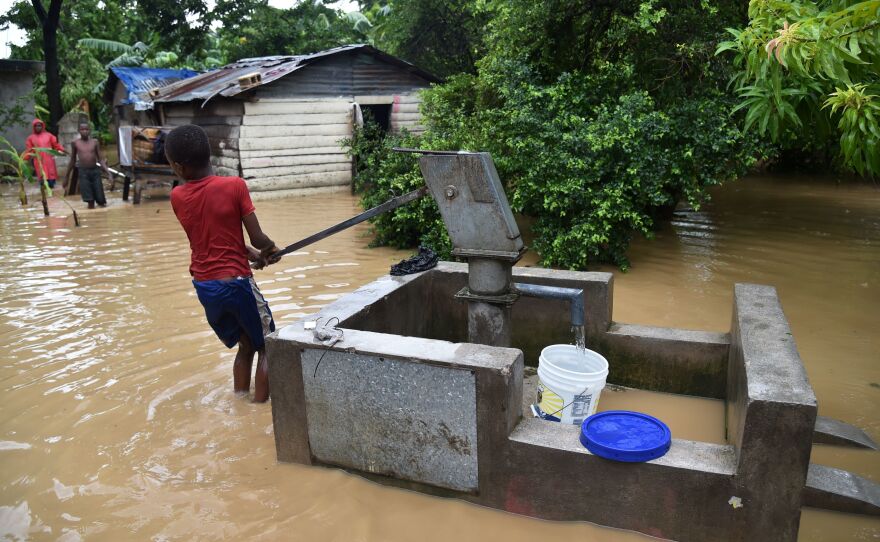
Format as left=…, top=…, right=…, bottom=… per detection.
left=361, top=103, right=392, bottom=132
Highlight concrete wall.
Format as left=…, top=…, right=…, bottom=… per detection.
left=342, top=262, right=729, bottom=398
left=55, top=111, right=87, bottom=175
left=0, top=69, right=38, bottom=153
left=725, top=283, right=817, bottom=538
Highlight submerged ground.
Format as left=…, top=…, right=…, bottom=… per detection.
left=0, top=174, right=877, bottom=541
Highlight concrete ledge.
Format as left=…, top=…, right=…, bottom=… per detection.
left=729, top=284, right=816, bottom=405
left=502, top=418, right=742, bottom=540
left=277, top=323, right=521, bottom=372
left=309, top=271, right=430, bottom=327
left=813, top=416, right=879, bottom=450
left=803, top=463, right=880, bottom=516
left=508, top=417, right=737, bottom=475
left=599, top=323, right=729, bottom=398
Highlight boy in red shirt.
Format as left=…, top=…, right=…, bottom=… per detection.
left=166, top=125, right=280, bottom=402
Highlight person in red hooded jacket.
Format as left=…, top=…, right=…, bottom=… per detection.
left=23, top=119, right=67, bottom=190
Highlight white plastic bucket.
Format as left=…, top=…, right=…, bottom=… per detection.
left=535, top=345, right=609, bottom=425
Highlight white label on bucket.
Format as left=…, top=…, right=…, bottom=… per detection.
left=537, top=380, right=598, bottom=425
left=571, top=393, right=593, bottom=420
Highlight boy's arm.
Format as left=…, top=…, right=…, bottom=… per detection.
left=95, top=141, right=109, bottom=174
left=242, top=213, right=278, bottom=257
left=52, top=135, right=66, bottom=153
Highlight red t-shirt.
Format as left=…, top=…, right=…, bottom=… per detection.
left=170, top=176, right=256, bottom=281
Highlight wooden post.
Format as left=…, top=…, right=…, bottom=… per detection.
left=39, top=180, right=50, bottom=216
left=133, top=167, right=142, bottom=204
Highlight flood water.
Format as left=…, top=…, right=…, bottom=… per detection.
left=0, top=174, right=877, bottom=541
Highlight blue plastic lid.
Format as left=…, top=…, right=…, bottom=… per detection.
left=579, top=410, right=671, bottom=462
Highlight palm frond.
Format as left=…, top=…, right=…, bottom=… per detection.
left=345, top=12, right=373, bottom=33
left=78, top=38, right=135, bottom=55
left=106, top=53, right=145, bottom=68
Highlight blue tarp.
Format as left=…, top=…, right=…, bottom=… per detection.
left=110, top=67, right=198, bottom=110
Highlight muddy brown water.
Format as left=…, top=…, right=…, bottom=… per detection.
left=0, top=175, right=877, bottom=541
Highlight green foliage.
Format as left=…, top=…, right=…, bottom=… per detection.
left=0, top=93, right=33, bottom=131
left=346, top=118, right=452, bottom=256
left=718, top=0, right=880, bottom=175
left=214, top=0, right=369, bottom=60
left=366, top=0, right=490, bottom=77
left=1, top=135, right=81, bottom=223
left=350, top=0, right=762, bottom=269
left=0, top=135, right=61, bottom=207
left=1, top=0, right=222, bottom=131
left=0, top=135, right=40, bottom=185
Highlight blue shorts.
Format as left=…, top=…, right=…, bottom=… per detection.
left=193, top=276, right=275, bottom=350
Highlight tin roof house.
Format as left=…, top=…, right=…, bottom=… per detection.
left=104, top=66, right=199, bottom=129
left=150, top=44, right=440, bottom=195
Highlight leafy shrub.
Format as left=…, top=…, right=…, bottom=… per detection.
left=718, top=0, right=880, bottom=176
left=347, top=121, right=452, bottom=257
left=349, top=1, right=764, bottom=269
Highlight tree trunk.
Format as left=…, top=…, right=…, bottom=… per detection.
left=19, top=180, right=28, bottom=206
left=40, top=181, right=50, bottom=216
left=33, top=0, right=64, bottom=134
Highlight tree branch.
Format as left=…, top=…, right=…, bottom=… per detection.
left=31, top=0, right=47, bottom=23
left=47, top=0, right=62, bottom=23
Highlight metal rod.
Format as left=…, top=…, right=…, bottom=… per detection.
left=106, top=167, right=127, bottom=178
left=391, top=147, right=471, bottom=155
left=272, top=186, right=429, bottom=260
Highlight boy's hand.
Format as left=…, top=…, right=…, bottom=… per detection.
left=246, top=246, right=268, bottom=270
left=261, top=244, right=281, bottom=266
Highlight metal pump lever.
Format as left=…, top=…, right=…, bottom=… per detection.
left=252, top=186, right=428, bottom=268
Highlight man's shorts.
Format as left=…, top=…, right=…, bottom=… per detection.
left=193, top=276, right=275, bottom=350
left=46, top=179, right=56, bottom=188
left=78, top=167, right=106, bottom=204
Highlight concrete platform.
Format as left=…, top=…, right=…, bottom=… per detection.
left=267, top=263, right=880, bottom=541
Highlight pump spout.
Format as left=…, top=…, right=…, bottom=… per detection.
left=513, top=283, right=584, bottom=328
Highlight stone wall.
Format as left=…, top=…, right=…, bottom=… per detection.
left=0, top=69, right=38, bottom=153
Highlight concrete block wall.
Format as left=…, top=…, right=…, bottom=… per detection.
left=266, top=264, right=859, bottom=541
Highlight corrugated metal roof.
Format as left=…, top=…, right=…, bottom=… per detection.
left=108, top=67, right=199, bottom=110
left=151, top=44, right=441, bottom=106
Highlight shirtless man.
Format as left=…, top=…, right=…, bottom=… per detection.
left=68, top=123, right=109, bottom=208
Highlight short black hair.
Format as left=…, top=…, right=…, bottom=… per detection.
left=165, top=124, right=211, bottom=167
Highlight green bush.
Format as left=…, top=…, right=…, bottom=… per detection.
left=347, top=121, right=452, bottom=257
left=718, top=0, right=880, bottom=176
left=349, top=1, right=764, bottom=269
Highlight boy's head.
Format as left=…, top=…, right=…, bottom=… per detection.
left=78, top=122, right=90, bottom=139
left=165, top=124, right=212, bottom=180
left=33, top=119, right=44, bottom=133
